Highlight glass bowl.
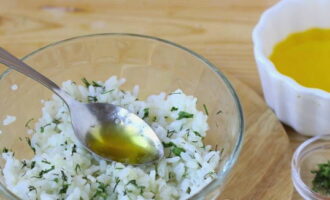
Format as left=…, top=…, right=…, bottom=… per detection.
left=0, top=33, right=244, bottom=199
left=292, top=135, right=330, bottom=199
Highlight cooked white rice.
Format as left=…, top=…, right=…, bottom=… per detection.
left=11, top=84, right=18, bottom=91
left=2, top=76, right=220, bottom=200
left=3, top=115, right=16, bottom=126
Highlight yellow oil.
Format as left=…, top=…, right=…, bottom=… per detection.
left=270, top=28, right=330, bottom=92
left=85, top=123, right=158, bottom=164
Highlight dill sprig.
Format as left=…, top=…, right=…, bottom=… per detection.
left=177, top=111, right=194, bottom=120
left=311, top=161, right=330, bottom=195
left=142, top=108, right=149, bottom=119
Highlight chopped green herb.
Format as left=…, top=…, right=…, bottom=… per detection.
left=220, top=148, right=224, bottom=156
left=164, top=116, right=169, bottom=119
left=169, top=92, right=181, bottom=95
left=207, top=154, right=215, bottom=163
left=162, top=142, right=185, bottom=156
left=113, top=177, right=120, bottom=192
left=87, top=96, right=97, bottom=103
left=170, top=107, right=178, bottom=112
left=154, top=164, right=159, bottom=178
left=2, top=147, right=9, bottom=153
left=168, top=172, right=175, bottom=180
left=92, top=181, right=109, bottom=199
left=182, top=166, right=188, bottom=178
left=186, top=187, right=191, bottom=194
left=37, top=165, right=55, bottom=178
left=162, top=142, right=175, bottom=148
left=71, top=144, right=77, bottom=155
left=53, top=177, right=59, bottom=183
left=25, top=137, right=36, bottom=154
left=21, top=160, right=27, bottom=169
left=61, top=170, right=68, bottom=182
left=40, top=123, right=51, bottom=133
left=204, top=171, right=216, bottom=179
left=28, top=185, right=37, bottom=193
left=139, top=185, right=146, bottom=195
left=172, top=146, right=185, bottom=156
left=92, top=81, right=102, bottom=87
left=59, top=183, right=69, bottom=194
left=203, top=104, right=209, bottom=115
left=52, top=118, right=61, bottom=125
left=127, top=179, right=137, bottom=186
left=75, top=164, right=81, bottom=174
left=92, top=171, right=101, bottom=177
left=41, top=159, right=51, bottom=165
left=25, top=118, right=34, bottom=128
left=185, top=129, right=190, bottom=137
left=193, top=131, right=203, bottom=138
left=167, top=130, right=176, bottom=138
left=82, top=176, right=89, bottom=184
left=311, top=161, right=330, bottom=195
left=101, top=89, right=114, bottom=94
left=177, top=111, right=194, bottom=120
left=54, top=126, right=61, bottom=133
left=31, top=161, right=36, bottom=169
left=142, top=108, right=149, bottom=119
left=152, top=116, right=157, bottom=122
left=216, top=110, right=222, bottom=115
left=61, top=141, right=68, bottom=146
left=81, top=77, right=91, bottom=88
left=126, top=179, right=144, bottom=194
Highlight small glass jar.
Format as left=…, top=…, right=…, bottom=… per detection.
left=292, top=135, right=330, bottom=200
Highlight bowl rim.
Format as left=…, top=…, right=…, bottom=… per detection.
left=252, top=0, right=330, bottom=100
left=0, top=33, right=244, bottom=199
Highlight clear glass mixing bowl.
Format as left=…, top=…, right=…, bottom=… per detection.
left=0, top=33, right=243, bottom=199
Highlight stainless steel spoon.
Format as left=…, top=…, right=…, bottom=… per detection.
left=0, top=47, right=164, bottom=165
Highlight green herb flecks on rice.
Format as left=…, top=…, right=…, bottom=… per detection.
left=1, top=76, right=220, bottom=200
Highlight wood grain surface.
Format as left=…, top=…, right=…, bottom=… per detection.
left=221, top=76, right=293, bottom=199
left=0, top=0, right=306, bottom=199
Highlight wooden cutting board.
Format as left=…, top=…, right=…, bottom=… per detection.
left=221, top=76, right=293, bottom=199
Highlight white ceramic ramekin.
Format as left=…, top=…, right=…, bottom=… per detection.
left=253, top=0, right=330, bottom=136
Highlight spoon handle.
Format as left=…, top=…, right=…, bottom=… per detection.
left=0, top=47, right=73, bottom=103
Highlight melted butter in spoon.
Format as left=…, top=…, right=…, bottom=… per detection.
left=85, top=122, right=160, bottom=165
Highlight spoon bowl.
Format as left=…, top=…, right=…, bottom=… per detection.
left=0, top=47, right=164, bottom=165
left=70, top=102, right=164, bottom=164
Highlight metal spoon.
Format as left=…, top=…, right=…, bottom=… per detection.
left=0, top=47, right=164, bottom=165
